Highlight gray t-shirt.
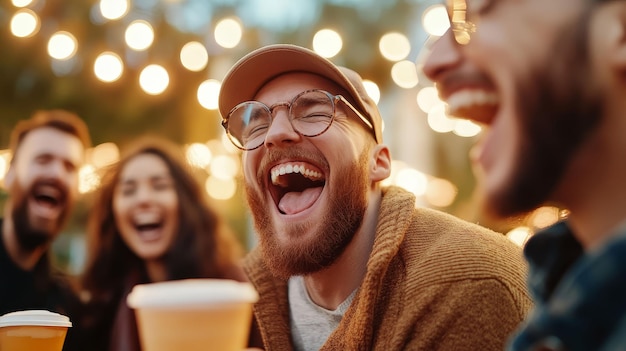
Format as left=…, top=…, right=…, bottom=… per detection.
left=288, top=276, right=356, bottom=351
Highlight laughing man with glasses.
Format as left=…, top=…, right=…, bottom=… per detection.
left=218, top=44, right=532, bottom=351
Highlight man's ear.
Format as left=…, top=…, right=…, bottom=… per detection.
left=601, top=2, right=626, bottom=72
left=370, top=144, right=391, bottom=182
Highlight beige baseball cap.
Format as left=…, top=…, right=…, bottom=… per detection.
left=218, top=44, right=383, bottom=144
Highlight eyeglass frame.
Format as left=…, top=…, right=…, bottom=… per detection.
left=221, top=89, right=375, bottom=151
left=446, top=0, right=620, bottom=45
left=446, top=0, right=477, bottom=45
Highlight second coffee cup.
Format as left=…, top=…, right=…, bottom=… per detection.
left=127, top=278, right=259, bottom=351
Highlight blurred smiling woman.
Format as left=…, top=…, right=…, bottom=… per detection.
left=75, top=136, right=246, bottom=351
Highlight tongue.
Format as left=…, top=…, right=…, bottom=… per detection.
left=31, top=199, right=59, bottom=220
left=278, top=187, right=323, bottom=215
left=138, top=228, right=162, bottom=241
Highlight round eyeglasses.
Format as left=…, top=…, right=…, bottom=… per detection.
left=447, top=0, right=476, bottom=45
left=221, top=89, right=374, bottom=151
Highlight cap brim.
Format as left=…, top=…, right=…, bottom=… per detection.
left=218, top=44, right=367, bottom=120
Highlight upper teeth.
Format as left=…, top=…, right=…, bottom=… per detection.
left=271, top=164, right=322, bottom=185
left=36, top=185, right=61, bottom=199
left=134, top=212, right=160, bottom=225
left=447, top=90, right=498, bottom=111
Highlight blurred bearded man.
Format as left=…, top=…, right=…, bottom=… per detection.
left=423, top=0, right=626, bottom=349
left=1, top=110, right=91, bottom=317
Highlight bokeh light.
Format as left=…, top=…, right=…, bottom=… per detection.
left=0, top=151, right=9, bottom=184
left=214, top=17, right=242, bottom=49
left=209, top=155, right=240, bottom=180
left=12, top=0, right=34, bottom=7
left=125, top=20, right=154, bottom=51
left=10, top=9, right=39, bottom=38
left=453, top=119, right=481, bottom=138
left=391, top=60, right=418, bottom=89
left=362, top=80, right=381, bottom=104
left=100, top=0, right=129, bottom=20
left=428, top=104, right=455, bottom=133
left=312, top=29, right=343, bottom=58
left=197, top=79, right=221, bottom=110
left=79, top=164, right=101, bottom=194
left=48, top=31, right=78, bottom=60
left=425, top=178, right=457, bottom=207
left=530, top=206, right=561, bottom=229
left=396, top=168, right=428, bottom=197
left=185, top=143, right=212, bottom=169
left=379, top=32, right=411, bottom=61
left=416, top=86, right=442, bottom=113
left=506, top=227, right=533, bottom=247
left=180, top=41, right=209, bottom=72
left=205, top=176, right=237, bottom=200
left=422, top=4, right=449, bottom=36
left=89, top=142, right=120, bottom=169
left=94, top=52, right=124, bottom=82
left=139, top=64, right=169, bottom=95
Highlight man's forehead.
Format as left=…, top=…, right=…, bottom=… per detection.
left=17, top=127, right=84, bottom=160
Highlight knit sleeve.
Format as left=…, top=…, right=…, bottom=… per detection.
left=402, top=278, right=531, bottom=351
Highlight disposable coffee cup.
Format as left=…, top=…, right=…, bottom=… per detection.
left=127, top=279, right=259, bottom=351
left=0, top=310, right=72, bottom=351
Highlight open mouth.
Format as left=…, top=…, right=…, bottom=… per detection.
left=446, top=89, right=499, bottom=125
left=133, top=214, right=165, bottom=240
left=269, top=162, right=325, bottom=215
left=30, top=183, right=65, bottom=219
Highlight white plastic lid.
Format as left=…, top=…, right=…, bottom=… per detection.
left=0, top=310, right=72, bottom=328
left=126, top=279, right=259, bottom=309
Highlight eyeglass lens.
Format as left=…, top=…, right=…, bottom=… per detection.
left=226, top=90, right=335, bottom=150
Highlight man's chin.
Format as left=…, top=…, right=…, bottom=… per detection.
left=14, top=215, right=65, bottom=251
left=260, top=248, right=300, bottom=280
left=15, top=231, right=54, bottom=251
left=259, top=229, right=342, bottom=279
left=31, top=214, right=66, bottom=234
left=479, top=182, right=543, bottom=227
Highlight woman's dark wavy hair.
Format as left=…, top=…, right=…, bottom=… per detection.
left=81, top=135, right=243, bottom=301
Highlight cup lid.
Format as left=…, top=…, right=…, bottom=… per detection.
left=0, top=310, right=72, bottom=328
left=127, top=279, right=259, bottom=309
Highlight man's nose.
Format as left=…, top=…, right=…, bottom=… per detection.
left=263, top=109, right=302, bottom=148
left=46, top=159, right=69, bottom=179
left=421, top=29, right=463, bottom=82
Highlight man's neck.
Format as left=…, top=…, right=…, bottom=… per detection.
left=2, top=210, right=47, bottom=271
left=555, top=117, right=626, bottom=250
left=303, top=190, right=381, bottom=310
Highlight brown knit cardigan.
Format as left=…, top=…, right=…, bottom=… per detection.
left=243, top=186, right=533, bottom=351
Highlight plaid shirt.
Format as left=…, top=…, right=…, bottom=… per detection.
left=508, top=221, right=626, bottom=351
